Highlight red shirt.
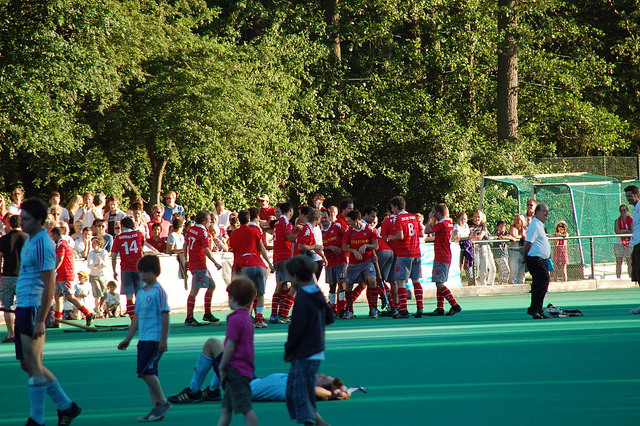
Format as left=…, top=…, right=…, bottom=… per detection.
left=112, top=229, right=145, bottom=272
left=259, top=206, right=275, bottom=221
left=380, top=216, right=399, bottom=252
left=273, top=217, right=295, bottom=263
left=229, top=224, right=265, bottom=271
left=146, top=237, right=167, bottom=254
left=432, top=218, right=453, bottom=264
left=321, top=222, right=346, bottom=267
left=294, top=223, right=316, bottom=256
left=55, top=239, right=75, bottom=281
left=392, top=212, right=422, bottom=258
left=186, top=224, right=210, bottom=271
left=341, top=224, right=377, bottom=264
left=336, top=214, right=349, bottom=229
left=147, top=219, right=171, bottom=239
left=368, top=224, right=392, bottom=252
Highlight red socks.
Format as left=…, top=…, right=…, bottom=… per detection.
left=126, top=300, right=136, bottom=319
left=186, top=295, right=196, bottom=319
left=204, top=290, right=213, bottom=315
left=413, top=282, right=424, bottom=309
left=397, top=287, right=408, bottom=312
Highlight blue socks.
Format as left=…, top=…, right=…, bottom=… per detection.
left=46, top=379, right=72, bottom=411
left=28, top=376, right=48, bottom=424
left=190, top=354, right=214, bottom=393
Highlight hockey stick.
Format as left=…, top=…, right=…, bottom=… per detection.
left=57, top=318, right=129, bottom=332
left=373, top=260, right=391, bottom=311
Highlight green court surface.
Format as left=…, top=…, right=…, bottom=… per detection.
left=1, top=288, right=640, bottom=425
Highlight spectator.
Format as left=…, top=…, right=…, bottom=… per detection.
left=493, top=220, right=513, bottom=285
left=258, top=194, right=275, bottom=230
left=614, top=204, right=633, bottom=279
left=313, top=194, right=326, bottom=210
left=508, top=214, right=527, bottom=284
left=49, top=191, right=70, bottom=223
left=87, top=236, right=109, bottom=316
left=524, top=198, right=536, bottom=227
left=104, top=195, right=127, bottom=236
left=215, top=200, right=232, bottom=229
left=523, top=204, right=552, bottom=319
left=470, top=210, right=495, bottom=286
left=92, top=218, right=113, bottom=251
left=94, top=193, right=106, bottom=217
left=130, top=202, right=150, bottom=239
left=0, top=214, right=27, bottom=343
left=453, top=213, right=474, bottom=285
left=67, top=194, right=83, bottom=224
left=147, top=204, right=171, bottom=238
left=7, top=187, right=24, bottom=215
left=147, top=223, right=167, bottom=253
left=552, top=221, right=569, bottom=282
left=163, top=190, right=185, bottom=222
left=75, top=191, right=103, bottom=229
left=74, top=227, right=93, bottom=259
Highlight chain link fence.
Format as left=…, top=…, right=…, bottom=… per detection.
left=536, top=156, right=640, bottom=181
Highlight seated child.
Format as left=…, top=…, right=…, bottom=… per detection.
left=104, top=280, right=122, bottom=318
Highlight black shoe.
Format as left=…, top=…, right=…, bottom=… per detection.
left=414, top=308, right=423, bottom=318
left=58, top=401, right=82, bottom=426
left=426, top=308, right=445, bottom=316
left=393, top=310, right=412, bottom=319
left=184, top=317, right=205, bottom=327
left=446, top=305, right=462, bottom=316
left=25, top=418, right=44, bottom=426
left=168, top=387, right=203, bottom=404
left=85, top=314, right=94, bottom=327
left=202, top=387, right=222, bottom=401
left=202, top=313, right=219, bottom=323
left=1, top=336, right=14, bottom=343
left=379, top=310, right=393, bottom=317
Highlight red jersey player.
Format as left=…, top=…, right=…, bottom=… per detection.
left=184, top=210, right=223, bottom=326
left=51, top=226, right=95, bottom=326
left=362, top=206, right=394, bottom=315
left=425, top=203, right=462, bottom=316
left=111, top=217, right=158, bottom=319
left=388, top=196, right=425, bottom=319
left=229, top=210, right=275, bottom=328
left=341, top=210, right=378, bottom=319
left=270, top=203, right=298, bottom=324
left=320, top=209, right=346, bottom=313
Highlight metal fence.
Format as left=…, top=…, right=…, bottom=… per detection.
left=464, top=234, right=633, bottom=285
left=536, top=156, right=640, bottom=181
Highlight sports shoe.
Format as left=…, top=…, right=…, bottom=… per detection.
left=168, top=387, right=202, bottom=404
left=414, top=308, right=423, bottom=318
left=393, top=310, right=412, bottom=319
left=631, top=306, right=640, bottom=314
left=269, top=315, right=280, bottom=324
left=277, top=316, right=290, bottom=324
left=337, top=309, right=346, bottom=319
left=202, top=387, right=222, bottom=401
left=184, top=317, right=204, bottom=326
left=446, top=305, right=462, bottom=316
left=254, top=320, right=268, bottom=328
left=369, top=308, right=379, bottom=319
left=426, top=308, right=445, bottom=316
left=342, top=311, right=355, bottom=319
left=25, top=418, right=44, bottom=426
left=141, top=402, right=171, bottom=422
left=1, top=336, right=14, bottom=343
left=58, top=401, right=82, bottom=426
left=202, top=313, right=219, bottom=323
left=85, top=314, right=94, bottom=327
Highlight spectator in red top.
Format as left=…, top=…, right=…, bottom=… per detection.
left=313, top=194, right=326, bottom=210
left=270, top=203, right=298, bottom=324
left=341, top=210, right=378, bottom=319
left=229, top=210, right=275, bottom=328
left=147, top=204, right=171, bottom=238
left=387, top=196, right=424, bottom=319
left=258, top=194, right=275, bottom=230
left=51, top=226, right=95, bottom=326
left=184, top=210, right=223, bottom=326
left=147, top=223, right=167, bottom=253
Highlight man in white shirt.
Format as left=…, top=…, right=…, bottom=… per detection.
left=523, top=203, right=551, bottom=320
left=625, top=186, right=640, bottom=314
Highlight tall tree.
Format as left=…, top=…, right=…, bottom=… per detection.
left=497, top=0, right=518, bottom=144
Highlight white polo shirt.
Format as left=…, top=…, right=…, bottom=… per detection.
left=632, top=201, right=640, bottom=247
left=525, top=217, right=550, bottom=259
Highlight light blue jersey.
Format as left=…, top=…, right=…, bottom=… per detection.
left=251, top=373, right=288, bottom=401
left=135, top=283, right=170, bottom=342
left=16, top=229, right=56, bottom=307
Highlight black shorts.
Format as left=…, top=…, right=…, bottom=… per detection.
left=14, top=306, right=40, bottom=360
left=137, top=340, right=162, bottom=377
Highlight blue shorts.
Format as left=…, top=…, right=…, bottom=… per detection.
left=376, top=250, right=395, bottom=282
left=120, top=271, right=143, bottom=296
left=192, top=269, right=215, bottom=290
left=275, top=261, right=290, bottom=284
left=241, top=266, right=267, bottom=294
left=14, top=306, right=39, bottom=360
left=432, top=262, right=450, bottom=283
left=325, top=264, right=346, bottom=285
left=345, top=260, right=376, bottom=285
left=394, top=257, right=421, bottom=281
left=137, top=340, right=162, bottom=377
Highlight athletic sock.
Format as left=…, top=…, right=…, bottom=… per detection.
left=414, top=282, right=424, bottom=309
left=204, top=290, right=213, bottom=315
left=337, top=291, right=346, bottom=311
left=256, top=307, right=264, bottom=323
left=251, top=297, right=258, bottom=316
left=29, top=376, right=48, bottom=424
left=436, top=288, right=445, bottom=310
left=209, top=371, right=221, bottom=391
left=271, top=290, right=282, bottom=317
left=190, top=354, right=214, bottom=392
left=346, top=290, right=354, bottom=313
left=46, top=379, right=72, bottom=411
left=329, top=292, right=337, bottom=312
left=279, top=293, right=294, bottom=318
left=366, top=286, right=378, bottom=310
left=126, top=300, right=136, bottom=319
left=79, top=306, right=91, bottom=317
left=440, top=285, right=458, bottom=307
left=397, top=287, right=408, bottom=312
left=352, top=285, right=364, bottom=301
left=54, top=311, right=63, bottom=319
left=186, top=295, right=196, bottom=319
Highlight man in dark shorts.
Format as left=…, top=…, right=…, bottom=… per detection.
left=0, top=214, right=27, bottom=343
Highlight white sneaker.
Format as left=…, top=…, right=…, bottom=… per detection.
left=630, top=306, right=640, bottom=314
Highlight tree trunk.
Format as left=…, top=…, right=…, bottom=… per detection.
left=497, top=0, right=518, bottom=143
left=325, top=0, right=341, bottom=63
left=147, top=142, right=168, bottom=210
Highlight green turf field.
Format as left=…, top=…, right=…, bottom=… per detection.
left=1, top=288, right=639, bottom=425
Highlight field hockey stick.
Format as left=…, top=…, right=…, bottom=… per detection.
left=373, top=260, right=391, bottom=311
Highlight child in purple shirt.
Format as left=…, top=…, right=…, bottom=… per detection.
left=217, top=277, right=258, bottom=426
